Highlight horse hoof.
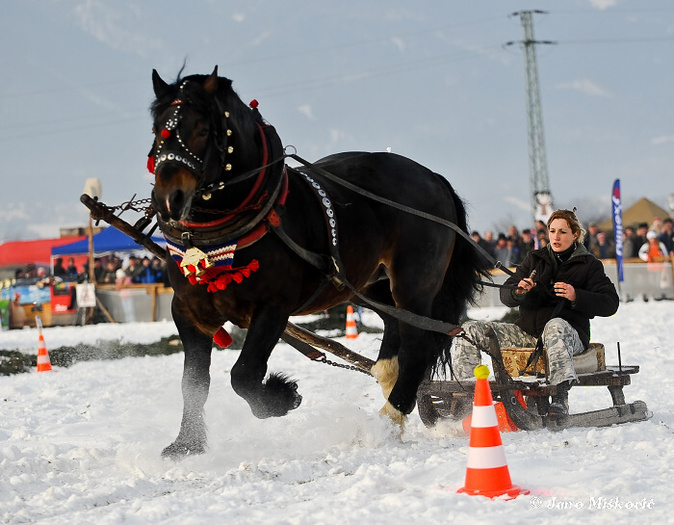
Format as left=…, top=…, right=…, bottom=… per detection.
left=161, top=441, right=205, bottom=460
left=249, top=373, right=302, bottom=418
left=379, top=401, right=407, bottom=429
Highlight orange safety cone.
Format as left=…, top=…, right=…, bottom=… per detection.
left=458, top=365, right=528, bottom=499
left=345, top=305, right=358, bottom=339
left=35, top=316, right=53, bottom=373
left=462, top=400, right=520, bottom=434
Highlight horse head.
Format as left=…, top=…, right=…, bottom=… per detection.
left=149, top=66, right=259, bottom=223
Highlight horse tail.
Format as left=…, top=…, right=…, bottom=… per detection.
left=431, top=176, right=492, bottom=375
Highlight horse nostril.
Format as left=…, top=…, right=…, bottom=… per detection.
left=167, top=190, right=185, bottom=220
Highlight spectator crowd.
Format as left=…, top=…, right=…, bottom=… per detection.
left=471, top=215, right=674, bottom=268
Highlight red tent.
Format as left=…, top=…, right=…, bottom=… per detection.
left=0, top=237, right=86, bottom=267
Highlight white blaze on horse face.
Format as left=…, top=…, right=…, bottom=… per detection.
left=165, top=197, right=172, bottom=216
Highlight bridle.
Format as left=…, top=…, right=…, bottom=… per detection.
left=149, top=79, right=235, bottom=195
left=150, top=82, right=287, bottom=253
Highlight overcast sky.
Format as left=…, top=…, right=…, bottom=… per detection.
left=1, top=0, right=673, bottom=242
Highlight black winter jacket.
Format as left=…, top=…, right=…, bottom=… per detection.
left=500, top=243, right=619, bottom=349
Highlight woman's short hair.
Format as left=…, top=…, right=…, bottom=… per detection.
left=547, top=209, right=586, bottom=243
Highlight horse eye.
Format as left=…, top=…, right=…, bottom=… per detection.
left=198, top=127, right=210, bottom=137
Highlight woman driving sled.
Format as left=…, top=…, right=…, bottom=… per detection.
left=453, top=209, right=619, bottom=415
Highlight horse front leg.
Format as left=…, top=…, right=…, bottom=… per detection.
left=162, top=308, right=214, bottom=460
left=231, top=307, right=302, bottom=418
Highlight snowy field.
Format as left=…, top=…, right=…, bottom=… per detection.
left=1, top=301, right=672, bottom=524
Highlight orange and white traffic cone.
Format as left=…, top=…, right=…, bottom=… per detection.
left=345, top=305, right=358, bottom=339
left=462, top=400, right=520, bottom=434
left=35, top=316, right=53, bottom=373
left=458, top=365, right=528, bottom=499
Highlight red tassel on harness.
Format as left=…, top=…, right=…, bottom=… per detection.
left=147, top=155, right=156, bottom=174
left=213, top=327, right=233, bottom=348
left=179, top=259, right=260, bottom=293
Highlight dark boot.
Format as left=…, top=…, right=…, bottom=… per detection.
left=548, top=380, right=571, bottom=416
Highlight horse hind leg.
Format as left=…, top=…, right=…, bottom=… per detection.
left=383, top=253, right=451, bottom=425
left=360, top=282, right=402, bottom=411
left=363, top=280, right=437, bottom=427
left=370, top=313, right=400, bottom=404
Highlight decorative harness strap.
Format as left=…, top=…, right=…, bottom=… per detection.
left=167, top=169, right=288, bottom=293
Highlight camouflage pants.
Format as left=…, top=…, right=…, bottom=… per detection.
left=453, top=318, right=585, bottom=385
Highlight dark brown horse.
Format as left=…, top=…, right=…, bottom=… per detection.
left=149, top=67, right=488, bottom=459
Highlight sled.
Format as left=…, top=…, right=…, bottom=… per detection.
left=416, top=339, right=652, bottom=431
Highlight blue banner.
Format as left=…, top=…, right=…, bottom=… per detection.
left=611, top=179, right=624, bottom=282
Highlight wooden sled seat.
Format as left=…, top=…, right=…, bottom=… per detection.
left=501, top=343, right=606, bottom=378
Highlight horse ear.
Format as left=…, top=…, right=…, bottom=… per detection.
left=204, top=66, right=219, bottom=94
left=152, top=69, right=170, bottom=97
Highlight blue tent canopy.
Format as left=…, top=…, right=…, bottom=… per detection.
left=51, top=227, right=165, bottom=256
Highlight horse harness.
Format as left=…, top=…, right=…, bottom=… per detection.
left=162, top=143, right=519, bottom=339
left=149, top=87, right=516, bottom=338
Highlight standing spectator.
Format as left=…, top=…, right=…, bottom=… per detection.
left=650, top=217, right=663, bottom=235
left=494, top=234, right=519, bottom=268
left=583, top=222, right=599, bottom=253
left=482, top=230, right=497, bottom=258
left=115, top=268, right=132, bottom=289
left=633, top=223, right=649, bottom=257
left=9, top=293, right=27, bottom=329
left=507, top=225, right=521, bottom=250
left=137, top=256, right=156, bottom=283
left=493, top=233, right=509, bottom=267
left=520, top=229, right=535, bottom=260
left=125, top=256, right=143, bottom=283
left=53, top=257, right=66, bottom=277
left=93, top=258, right=105, bottom=283
left=101, top=261, right=118, bottom=284
left=639, top=231, right=667, bottom=262
left=592, top=231, right=615, bottom=259
left=535, top=221, right=548, bottom=248
left=657, top=217, right=673, bottom=255
left=622, top=226, right=636, bottom=259
left=471, top=231, right=492, bottom=257
left=639, top=230, right=670, bottom=299
left=151, top=257, right=165, bottom=284
left=65, top=257, right=79, bottom=279
left=505, top=236, right=521, bottom=266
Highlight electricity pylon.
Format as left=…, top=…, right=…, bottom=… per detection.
left=506, top=10, right=556, bottom=224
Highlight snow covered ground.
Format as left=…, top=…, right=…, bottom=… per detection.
left=1, top=301, right=672, bottom=524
